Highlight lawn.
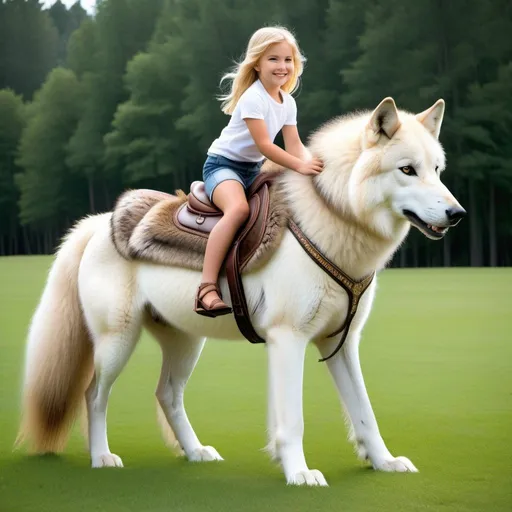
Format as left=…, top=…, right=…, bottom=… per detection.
left=0, top=256, right=511, bottom=512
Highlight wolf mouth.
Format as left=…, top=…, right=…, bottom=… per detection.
left=403, top=209, right=448, bottom=240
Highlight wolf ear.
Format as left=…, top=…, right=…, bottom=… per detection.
left=367, top=97, right=401, bottom=142
left=416, top=99, right=445, bottom=139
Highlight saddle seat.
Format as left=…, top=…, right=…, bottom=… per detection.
left=174, top=172, right=278, bottom=269
left=189, top=181, right=221, bottom=214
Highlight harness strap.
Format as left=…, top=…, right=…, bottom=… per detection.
left=225, top=214, right=375, bottom=362
left=288, top=220, right=374, bottom=362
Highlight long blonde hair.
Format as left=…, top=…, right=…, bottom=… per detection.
left=219, top=26, right=306, bottom=115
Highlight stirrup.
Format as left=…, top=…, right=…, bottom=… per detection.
left=194, top=282, right=232, bottom=318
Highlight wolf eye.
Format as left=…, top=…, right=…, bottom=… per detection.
left=399, top=165, right=417, bottom=176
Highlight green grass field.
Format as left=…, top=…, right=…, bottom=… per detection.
left=0, top=257, right=511, bottom=512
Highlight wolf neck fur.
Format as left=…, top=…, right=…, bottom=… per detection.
left=281, top=171, right=409, bottom=281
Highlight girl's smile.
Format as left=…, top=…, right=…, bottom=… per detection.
left=255, top=41, right=294, bottom=99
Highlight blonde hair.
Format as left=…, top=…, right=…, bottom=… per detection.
left=219, top=26, right=306, bottom=115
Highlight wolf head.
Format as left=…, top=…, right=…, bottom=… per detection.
left=312, top=97, right=466, bottom=241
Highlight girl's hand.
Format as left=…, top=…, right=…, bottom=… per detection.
left=296, top=157, right=324, bottom=176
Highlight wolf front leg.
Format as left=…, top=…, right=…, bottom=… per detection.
left=315, top=333, right=418, bottom=473
left=266, top=326, right=328, bottom=486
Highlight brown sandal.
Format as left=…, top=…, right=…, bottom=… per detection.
left=194, top=282, right=232, bottom=318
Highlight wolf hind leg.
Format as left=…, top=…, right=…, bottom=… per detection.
left=315, top=334, right=418, bottom=473
left=86, top=320, right=142, bottom=468
left=145, top=318, right=223, bottom=462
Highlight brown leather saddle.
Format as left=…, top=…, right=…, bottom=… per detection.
left=174, top=172, right=280, bottom=343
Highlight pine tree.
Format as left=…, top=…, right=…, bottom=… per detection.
left=0, top=0, right=59, bottom=99
left=16, top=68, right=85, bottom=249
left=0, top=89, right=25, bottom=255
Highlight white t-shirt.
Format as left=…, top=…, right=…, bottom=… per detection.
left=208, top=79, right=297, bottom=162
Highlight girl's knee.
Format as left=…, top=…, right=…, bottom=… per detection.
left=226, top=201, right=250, bottom=223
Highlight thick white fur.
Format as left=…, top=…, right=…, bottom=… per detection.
left=18, top=98, right=464, bottom=486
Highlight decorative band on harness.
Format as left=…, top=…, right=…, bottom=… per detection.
left=287, top=219, right=374, bottom=362
left=226, top=216, right=374, bottom=362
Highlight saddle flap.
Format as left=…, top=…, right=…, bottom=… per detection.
left=175, top=202, right=221, bottom=236
left=189, top=181, right=221, bottom=215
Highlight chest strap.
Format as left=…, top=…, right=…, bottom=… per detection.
left=288, top=220, right=374, bottom=362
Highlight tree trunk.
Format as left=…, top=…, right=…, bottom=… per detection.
left=23, top=226, right=31, bottom=255
left=88, top=175, right=95, bottom=213
left=489, top=181, right=497, bottom=267
left=44, top=227, right=51, bottom=254
left=468, top=179, right=483, bottom=266
left=443, top=235, right=451, bottom=267
left=399, top=246, right=407, bottom=268
left=55, top=227, right=61, bottom=252
left=13, top=227, right=18, bottom=255
left=103, top=179, right=111, bottom=211
left=412, top=236, right=419, bottom=267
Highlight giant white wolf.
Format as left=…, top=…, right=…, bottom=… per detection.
left=17, top=97, right=465, bottom=486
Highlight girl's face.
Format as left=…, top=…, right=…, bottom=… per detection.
left=255, top=41, right=294, bottom=89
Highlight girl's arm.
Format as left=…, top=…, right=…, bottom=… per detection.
left=282, top=124, right=309, bottom=161
left=245, top=119, right=322, bottom=175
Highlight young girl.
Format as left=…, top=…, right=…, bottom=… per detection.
left=195, top=25, right=323, bottom=317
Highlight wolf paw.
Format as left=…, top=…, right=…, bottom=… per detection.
left=188, top=446, right=224, bottom=462
left=374, top=456, right=418, bottom=473
left=92, top=453, right=124, bottom=468
left=287, top=469, right=328, bottom=486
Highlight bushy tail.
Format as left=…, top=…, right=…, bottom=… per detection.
left=16, top=214, right=107, bottom=453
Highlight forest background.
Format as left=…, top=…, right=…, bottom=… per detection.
left=1, top=0, right=511, bottom=267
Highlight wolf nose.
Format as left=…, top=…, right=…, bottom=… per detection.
left=446, top=207, right=466, bottom=226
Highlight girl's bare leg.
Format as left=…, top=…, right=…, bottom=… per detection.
left=199, top=180, right=249, bottom=308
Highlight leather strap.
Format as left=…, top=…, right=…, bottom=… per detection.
left=288, top=219, right=374, bottom=362
left=225, top=187, right=266, bottom=344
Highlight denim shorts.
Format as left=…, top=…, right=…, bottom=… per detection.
left=203, top=153, right=264, bottom=201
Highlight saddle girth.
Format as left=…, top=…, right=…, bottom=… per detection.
left=224, top=176, right=271, bottom=345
